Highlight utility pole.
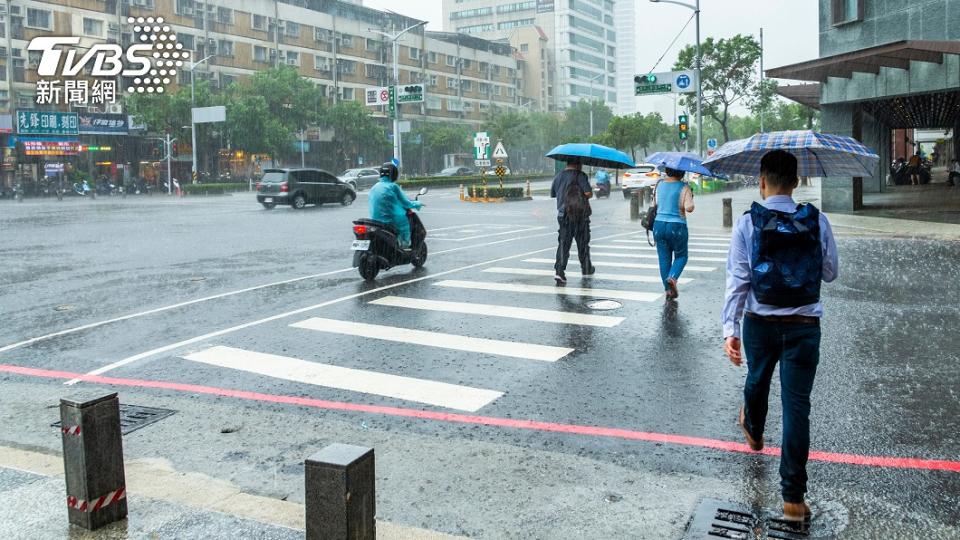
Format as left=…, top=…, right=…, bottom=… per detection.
left=188, top=54, right=213, bottom=185
left=370, top=20, right=427, bottom=165
left=299, top=130, right=306, bottom=167
left=649, top=0, right=703, bottom=156
left=166, top=133, right=175, bottom=194
left=759, top=27, right=765, bottom=133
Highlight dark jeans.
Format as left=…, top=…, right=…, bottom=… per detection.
left=652, top=220, right=689, bottom=291
left=742, top=315, right=821, bottom=503
left=554, top=217, right=591, bottom=274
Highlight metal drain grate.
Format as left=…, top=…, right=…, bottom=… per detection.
left=684, top=499, right=809, bottom=540
left=52, top=404, right=176, bottom=435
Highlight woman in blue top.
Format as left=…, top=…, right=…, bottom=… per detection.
left=653, top=167, right=695, bottom=299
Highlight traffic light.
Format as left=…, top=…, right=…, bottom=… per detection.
left=403, top=85, right=423, bottom=94
left=678, top=114, right=689, bottom=141
left=633, top=74, right=657, bottom=84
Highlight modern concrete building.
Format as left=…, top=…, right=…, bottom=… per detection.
left=442, top=0, right=628, bottom=113
left=769, top=0, right=960, bottom=212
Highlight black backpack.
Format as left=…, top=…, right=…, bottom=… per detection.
left=748, top=202, right=823, bottom=307
left=563, top=172, right=591, bottom=221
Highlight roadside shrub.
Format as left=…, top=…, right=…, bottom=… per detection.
left=467, top=186, right=526, bottom=199
left=181, top=182, right=248, bottom=195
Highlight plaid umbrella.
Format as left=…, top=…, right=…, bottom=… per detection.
left=645, top=151, right=716, bottom=177
left=702, top=130, right=879, bottom=177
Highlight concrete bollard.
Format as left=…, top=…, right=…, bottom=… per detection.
left=525, top=179, right=531, bottom=198
left=638, top=187, right=647, bottom=207
left=722, top=198, right=733, bottom=228
left=60, top=392, right=127, bottom=530
left=459, top=184, right=464, bottom=201
left=483, top=184, right=488, bottom=202
left=305, top=444, right=375, bottom=540
left=630, top=191, right=641, bottom=221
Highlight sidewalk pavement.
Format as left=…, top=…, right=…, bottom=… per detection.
left=0, top=445, right=462, bottom=540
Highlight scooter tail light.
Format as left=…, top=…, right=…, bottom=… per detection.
left=255, top=182, right=261, bottom=190
left=353, top=225, right=367, bottom=235
left=280, top=182, right=289, bottom=193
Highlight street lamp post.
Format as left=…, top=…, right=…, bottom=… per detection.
left=649, top=0, right=702, bottom=157
left=587, top=72, right=604, bottom=137
left=369, top=21, right=428, bottom=167
left=186, top=54, right=214, bottom=185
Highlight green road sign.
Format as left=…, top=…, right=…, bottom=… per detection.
left=388, top=86, right=397, bottom=118
left=634, top=83, right=673, bottom=96
left=397, top=85, right=425, bottom=103
left=16, top=110, right=79, bottom=136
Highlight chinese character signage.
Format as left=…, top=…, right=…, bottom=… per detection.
left=78, top=113, right=129, bottom=135
left=16, top=111, right=79, bottom=136
left=23, top=140, right=81, bottom=156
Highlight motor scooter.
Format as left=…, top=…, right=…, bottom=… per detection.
left=594, top=182, right=611, bottom=198
left=351, top=187, right=428, bottom=281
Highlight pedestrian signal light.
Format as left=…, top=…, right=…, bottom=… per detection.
left=678, top=114, right=689, bottom=140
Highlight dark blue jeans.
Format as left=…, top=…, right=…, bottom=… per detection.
left=742, top=315, right=821, bottom=503
left=652, top=220, right=688, bottom=291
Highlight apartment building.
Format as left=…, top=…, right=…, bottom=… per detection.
left=441, top=0, right=634, bottom=114
left=0, top=0, right=526, bottom=124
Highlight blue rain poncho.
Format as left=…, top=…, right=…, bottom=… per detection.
left=368, top=177, right=422, bottom=246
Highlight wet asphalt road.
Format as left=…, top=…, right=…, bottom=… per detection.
left=1, top=187, right=959, bottom=539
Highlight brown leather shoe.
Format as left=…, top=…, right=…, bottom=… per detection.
left=782, top=501, right=812, bottom=522
left=738, top=407, right=763, bottom=451
left=666, top=277, right=679, bottom=299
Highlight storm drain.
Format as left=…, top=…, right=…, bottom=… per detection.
left=52, top=404, right=176, bottom=435
left=684, top=499, right=809, bottom=540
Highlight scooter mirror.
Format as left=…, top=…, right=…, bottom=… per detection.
left=419, top=187, right=429, bottom=196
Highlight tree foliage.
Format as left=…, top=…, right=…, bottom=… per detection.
left=561, top=100, right=613, bottom=142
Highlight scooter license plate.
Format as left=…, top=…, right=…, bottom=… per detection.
left=264, top=197, right=273, bottom=203
left=351, top=240, right=371, bottom=251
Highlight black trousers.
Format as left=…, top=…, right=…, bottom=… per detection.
left=554, top=216, right=591, bottom=273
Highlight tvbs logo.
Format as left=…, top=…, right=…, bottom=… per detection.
left=28, top=16, right=187, bottom=97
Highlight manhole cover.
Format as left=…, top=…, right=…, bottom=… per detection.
left=53, top=305, right=75, bottom=312
left=587, top=299, right=622, bottom=311
left=684, top=499, right=809, bottom=540
left=52, top=404, right=176, bottom=435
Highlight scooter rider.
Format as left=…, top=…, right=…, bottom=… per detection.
left=368, top=161, right=422, bottom=250
left=595, top=169, right=611, bottom=195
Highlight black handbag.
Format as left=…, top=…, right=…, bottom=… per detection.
left=640, top=181, right=660, bottom=246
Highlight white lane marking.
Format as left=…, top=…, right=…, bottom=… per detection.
left=291, top=317, right=572, bottom=362
left=592, top=244, right=729, bottom=254
left=635, top=234, right=731, bottom=241
left=521, top=258, right=716, bottom=273
left=370, top=296, right=625, bottom=327
left=435, top=280, right=661, bottom=302
left=613, top=239, right=729, bottom=248
left=482, top=267, right=693, bottom=285
left=182, top=346, right=502, bottom=412
left=66, top=228, right=640, bottom=383
left=0, top=267, right=356, bottom=355
left=430, top=226, right=547, bottom=242
left=590, top=251, right=727, bottom=263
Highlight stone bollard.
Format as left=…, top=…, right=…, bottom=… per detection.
left=305, top=444, right=375, bottom=540
left=638, top=187, right=647, bottom=207
left=60, top=392, right=127, bottom=530
left=722, top=198, right=733, bottom=228
left=630, top=191, right=641, bottom=221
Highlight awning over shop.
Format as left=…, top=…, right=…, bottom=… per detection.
left=766, top=40, right=960, bottom=81
left=775, top=84, right=821, bottom=110
left=861, top=90, right=960, bottom=129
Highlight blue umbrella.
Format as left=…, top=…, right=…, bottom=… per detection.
left=702, top=130, right=879, bottom=177
left=546, top=143, right=635, bottom=169
left=645, top=151, right=716, bottom=177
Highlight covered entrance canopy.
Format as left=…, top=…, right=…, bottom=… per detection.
left=766, top=40, right=960, bottom=82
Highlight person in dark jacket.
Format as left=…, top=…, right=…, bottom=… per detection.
left=550, top=160, right=594, bottom=284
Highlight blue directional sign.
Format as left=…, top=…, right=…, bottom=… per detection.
left=676, top=74, right=692, bottom=90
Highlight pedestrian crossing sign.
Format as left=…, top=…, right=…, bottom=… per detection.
left=493, top=142, right=508, bottom=159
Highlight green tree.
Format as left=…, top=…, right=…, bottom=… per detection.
left=674, top=34, right=763, bottom=143
left=561, top=100, right=613, bottom=142
left=320, top=100, right=389, bottom=172
left=596, top=112, right=671, bottom=161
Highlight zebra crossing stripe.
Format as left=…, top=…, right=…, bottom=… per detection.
left=590, top=251, right=727, bottom=263
left=482, top=267, right=693, bottom=285
left=521, top=258, right=716, bottom=273
left=592, top=244, right=729, bottom=254
left=370, top=296, right=625, bottom=327
left=182, top=346, right=502, bottom=412
left=434, top=280, right=661, bottom=302
left=291, top=317, right=572, bottom=362
left=613, top=239, right=729, bottom=248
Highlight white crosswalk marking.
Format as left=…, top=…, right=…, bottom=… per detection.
left=482, top=267, right=693, bottom=284
left=634, top=234, right=730, bottom=241
left=181, top=346, right=502, bottom=412
left=370, top=296, right=625, bottom=327
left=291, top=317, right=573, bottom=362
left=430, top=226, right=548, bottom=242
left=613, top=239, right=729, bottom=248
left=591, top=251, right=727, bottom=263
left=435, top=280, right=661, bottom=302
left=521, top=258, right=716, bottom=273
left=592, top=244, right=729, bottom=254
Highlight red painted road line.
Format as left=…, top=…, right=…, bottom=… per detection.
left=3, top=363, right=959, bottom=473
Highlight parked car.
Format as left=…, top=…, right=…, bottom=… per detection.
left=256, top=168, right=356, bottom=210
left=338, top=168, right=381, bottom=191
left=436, top=166, right=473, bottom=177
left=621, top=164, right=661, bottom=199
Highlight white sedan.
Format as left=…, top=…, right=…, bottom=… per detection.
left=620, top=164, right=661, bottom=198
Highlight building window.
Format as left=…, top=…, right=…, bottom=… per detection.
left=179, top=34, right=195, bottom=50
left=569, top=0, right=602, bottom=21
left=428, top=75, right=438, bottom=87
left=366, top=38, right=380, bottom=51
left=569, top=50, right=604, bottom=69
left=315, top=55, right=331, bottom=71
left=446, top=77, right=458, bottom=89
left=409, top=47, right=420, bottom=60
left=461, top=59, right=471, bottom=70
left=365, top=64, right=381, bottom=79
left=461, top=80, right=472, bottom=92
left=337, top=33, right=353, bottom=49
left=569, top=16, right=603, bottom=37
left=463, top=101, right=474, bottom=112
left=497, top=2, right=536, bottom=14
left=285, top=51, right=299, bottom=66
left=832, top=0, right=863, bottom=24
left=497, top=19, right=534, bottom=30
left=428, top=51, right=437, bottom=64
left=217, top=7, right=233, bottom=25
left=426, top=97, right=441, bottom=110
left=450, top=7, right=493, bottom=20
left=285, top=21, right=300, bottom=38
left=253, top=45, right=269, bottom=63
left=520, top=43, right=529, bottom=52
left=446, top=55, right=457, bottom=67
left=457, top=23, right=495, bottom=34
left=252, top=14, right=269, bottom=31
left=13, top=58, right=25, bottom=82
left=218, top=40, right=234, bottom=58
left=337, top=59, right=356, bottom=75
left=342, top=88, right=354, bottom=101
left=26, top=8, right=52, bottom=30
left=570, top=32, right=604, bottom=53
left=175, top=0, right=194, bottom=16
left=82, top=18, right=104, bottom=37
